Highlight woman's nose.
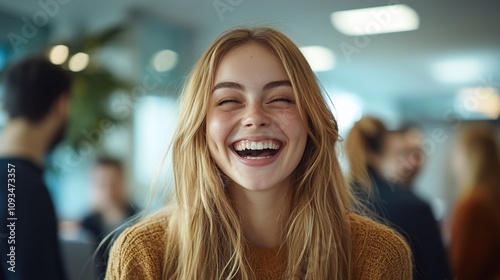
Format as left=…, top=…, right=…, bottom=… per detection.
left=241, top=104, right=270, bottom=128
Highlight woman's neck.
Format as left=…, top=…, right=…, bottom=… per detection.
left=231, top=181, right=291, bottom=248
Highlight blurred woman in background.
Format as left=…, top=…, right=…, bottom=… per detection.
left=345, top=116, right=452, bottom=280
left=449, top=124, right=500, bottom=280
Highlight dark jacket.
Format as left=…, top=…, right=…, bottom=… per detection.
left=81, top=206, right=136, bottom=279
left=361, top=168, right=453, bottom=280
left=0, top=158, right=67, bottom=280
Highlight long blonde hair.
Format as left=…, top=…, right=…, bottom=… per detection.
left=162, top=27, right=354, bottom=279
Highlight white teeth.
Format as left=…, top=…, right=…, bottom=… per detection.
left=243, top=155, right=273, bottom=159
left=233, top=140, right=281, bottom=151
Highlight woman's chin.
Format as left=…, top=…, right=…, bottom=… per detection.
left=229, top=176, right=291, bottom=193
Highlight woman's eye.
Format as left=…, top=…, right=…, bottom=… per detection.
left=217, top=99, right=240, bottom=106
left=270, top=97, right=293, bottom=104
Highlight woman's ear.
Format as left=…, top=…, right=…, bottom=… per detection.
left=53, top=93, right=71, bottom=120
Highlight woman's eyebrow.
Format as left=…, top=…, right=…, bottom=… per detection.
left=212, top=80, right=292, bottom=93
left=263, top=80, right=292, bottom=91
left=212, top=81, right=244, bottom=92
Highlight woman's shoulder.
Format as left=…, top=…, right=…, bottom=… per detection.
left=121, top=211, right=168, bottom=241
left=453, top=188, right=500, bottom=224
left=105, top=211, right=169, bottom=279
left=348, top=214, right=413, bottom=280
left=458, top=188, right=493, bottom=207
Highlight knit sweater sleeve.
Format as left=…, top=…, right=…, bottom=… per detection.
left=350, top=215, right=413, bottom=280
left=105, top=213, right=167, bottom=280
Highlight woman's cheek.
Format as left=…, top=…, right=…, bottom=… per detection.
left=278, top=109, right=305, bottom=130
left=207, top=111, right=234, bottom=145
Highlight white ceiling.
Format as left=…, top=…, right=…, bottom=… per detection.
left=1, top=0, right=500, bottom=119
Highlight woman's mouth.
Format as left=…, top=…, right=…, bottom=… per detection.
left=232, top=139, right=282, bottom=159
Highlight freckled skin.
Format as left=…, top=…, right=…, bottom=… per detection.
left=206, top=43, right=307, bottom=192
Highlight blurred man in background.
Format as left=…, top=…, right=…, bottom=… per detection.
left=380, top=127, right=452, bottom=280
left=346, top=117, right=452, bottom=280
left=0, top=57, right=71, bottom=280
left=81, top=157, right=136, bottom=279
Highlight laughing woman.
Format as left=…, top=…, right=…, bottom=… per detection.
left=105, top=27, right=412, bottom=280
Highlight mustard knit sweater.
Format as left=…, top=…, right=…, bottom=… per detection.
left=105, top=213, right=412, bottom=279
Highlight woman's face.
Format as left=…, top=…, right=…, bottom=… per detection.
left=206, top=43, right=308, bottom=192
